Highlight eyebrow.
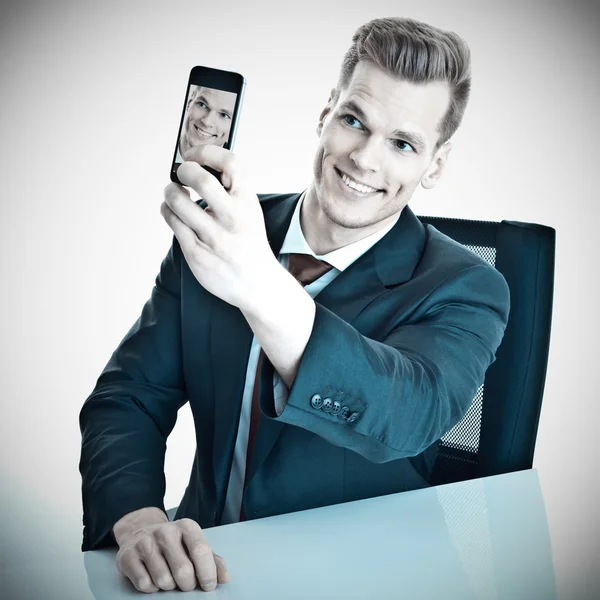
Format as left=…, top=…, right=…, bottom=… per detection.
left=338, top=100, right=428, bottom=151
left=197, top=94, right=232, bottom=118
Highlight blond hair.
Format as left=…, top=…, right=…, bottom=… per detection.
left=335, top=17, right=472, bottom=148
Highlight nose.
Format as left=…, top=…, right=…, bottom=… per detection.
left=201, top=110, right=218, bottom=130
left=349, top=137, right=383, bottom=173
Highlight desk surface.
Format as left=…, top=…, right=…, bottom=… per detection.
left=1, top=469, right=556, bottom=600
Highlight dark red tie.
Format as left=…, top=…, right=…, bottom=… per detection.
left=239, top=254, right=334, bottom=520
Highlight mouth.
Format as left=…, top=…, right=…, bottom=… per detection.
left=335, top=168, right=382, bottom=196
left=193, top=124, right=216, bottom=139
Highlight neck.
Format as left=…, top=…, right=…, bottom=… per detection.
left=300, top=184, right=398, bottom=255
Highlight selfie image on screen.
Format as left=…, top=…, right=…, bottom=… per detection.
left=175, top=85, right=237, bottom=162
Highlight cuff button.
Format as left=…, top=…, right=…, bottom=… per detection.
left=310, top=394, right=323, bottom=409
left=322, top=398, right=334, bottom=412
left=331, top=401, right=342, bottom=415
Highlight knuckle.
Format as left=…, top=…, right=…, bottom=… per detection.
left=178, top=517, right=199, bottom=530
left=135, top=536, right=155, bottom=559
left=160, top=202, right=172, bottom=222
left=188, top=543, right=212, bottom=560
left=173, top=564, right=195, bottom=580
left=164, top=182, right=179, bottom=200
left=153, top=525, right=173, bottom=546
left=170, top=190, right=186, bottom=210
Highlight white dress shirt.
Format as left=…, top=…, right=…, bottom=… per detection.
left=220, top=190, right=401, bottom=524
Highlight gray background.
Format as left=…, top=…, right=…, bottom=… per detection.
left=1, top=0, right=598, bottom=597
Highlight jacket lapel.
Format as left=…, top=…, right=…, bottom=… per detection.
left=244, top=195, right=427, bottom=485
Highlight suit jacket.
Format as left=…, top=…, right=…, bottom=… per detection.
left=79, top=192, right=510, bottom=551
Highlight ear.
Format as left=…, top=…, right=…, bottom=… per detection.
left=317, top=87, right=337, bottom=137
left=421, top=141, right=452, bottom=190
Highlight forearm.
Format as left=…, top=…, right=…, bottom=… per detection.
left=268, top=282, right=507, bottom=463
left=241, top=266, right=316, bottom=390
left=80, top=388, right=172, bottom=550
left=79, top=239, right=186, bottom=551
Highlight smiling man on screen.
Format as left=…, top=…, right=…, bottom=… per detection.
left=80, top=16, right=510, bottom=594
left=175, top=85, right=236, bottom=160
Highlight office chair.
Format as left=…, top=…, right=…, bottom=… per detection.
left=416, top=215, right=556, bottom=485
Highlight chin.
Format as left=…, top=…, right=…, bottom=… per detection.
left=319, top=197, right=374, bottom=230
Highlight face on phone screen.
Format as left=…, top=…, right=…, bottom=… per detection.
left=176, top=85, right=238, bottom=162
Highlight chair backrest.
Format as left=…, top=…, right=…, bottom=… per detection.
left=416, top=215, right=555, bottom=485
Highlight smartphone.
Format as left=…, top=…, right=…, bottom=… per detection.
left=170, top=65, right=246, bottom=185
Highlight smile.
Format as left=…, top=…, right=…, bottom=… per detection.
left=194, top=124, right=215, bottom=138
left=336, top=168, right=381, bottom=195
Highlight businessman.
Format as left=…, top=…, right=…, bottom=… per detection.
left=80, top=16, right=510, bottom=594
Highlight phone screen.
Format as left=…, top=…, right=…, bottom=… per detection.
left=171, top=66, right=245, bottom=184
left=174, top=85, right=238, bottom=162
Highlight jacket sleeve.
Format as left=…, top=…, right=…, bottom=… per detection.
left=79, top=238, right=186, bottom=551
left=263, top=264, right=510, bottom=463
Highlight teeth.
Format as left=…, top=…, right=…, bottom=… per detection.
left=341, top=172, right=378, bottom=194
left=194, top=125, right=214, bottom=138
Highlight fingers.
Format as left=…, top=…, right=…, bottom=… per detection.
left=115, top=519, right=228, bottom=594
left=161, top=185, right=217, bottom=251
left=176, top=160, right=235, bottom=218
left=213, top=551, right=230, bottom=584
left=181, top=145, right=246, bottom=194
left=117, top=551, right=160, bottom=593
left=180, top=520, right=219, bottom=592
left=139, top=539, right=177, bottom=592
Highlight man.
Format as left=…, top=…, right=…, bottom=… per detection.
left=175, top=85, right=236, bottom=161
left=79, top=16, right=510, bottom=594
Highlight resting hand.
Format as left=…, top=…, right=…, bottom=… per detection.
left=115, top=516, right=228, bottom=593
left=161, top=146, right=281, bottom=310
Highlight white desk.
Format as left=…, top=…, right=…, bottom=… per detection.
left=1, top=469, right=555, bottom=599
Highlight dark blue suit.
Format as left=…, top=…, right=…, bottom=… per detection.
left=79, top=192, right=510, bottom=551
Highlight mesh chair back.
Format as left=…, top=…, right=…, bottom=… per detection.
left=417, top=216, right=555, bottom=485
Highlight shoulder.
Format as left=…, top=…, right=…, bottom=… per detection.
left=416, top=224, right=510, bottom=316
left=418, top=224, right=504, bottom=286
left=421, top=224, right=491, bottom=271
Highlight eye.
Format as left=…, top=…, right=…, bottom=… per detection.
left=342, top=114, right=363, bottom=129
left=394, top=140, right=415, bottom=153
left=196, top=101, right=208, bottom=109
left=220, top=113, right=231, bottom=120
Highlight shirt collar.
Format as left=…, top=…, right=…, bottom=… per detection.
left=278, top=190, right=402, bottom=272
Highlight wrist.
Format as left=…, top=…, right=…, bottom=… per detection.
left=112, top=506, right=168, bottom=546
left=242, top=257, right=295, bottom=317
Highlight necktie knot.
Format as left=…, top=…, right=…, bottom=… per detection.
left=287, top=253, right=333, bottom=286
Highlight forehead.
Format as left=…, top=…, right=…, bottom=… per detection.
left=338, top=60, right=451, bottom=145
left=195, top=86, right=237, bottom=112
